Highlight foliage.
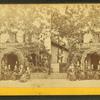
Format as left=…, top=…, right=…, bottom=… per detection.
left=0, top=5, right=51, bottom=40
left=51, top=5, right=100, bottom=66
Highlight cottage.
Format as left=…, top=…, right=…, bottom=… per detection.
left=51, top=36, right=69, bottom=73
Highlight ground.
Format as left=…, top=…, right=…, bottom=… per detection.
left=0, top=79, right=100, bottom=87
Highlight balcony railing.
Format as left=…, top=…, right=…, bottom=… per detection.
left=81, top=43, right=100, bottom=49
left=0, top=42, right=44, bottom=49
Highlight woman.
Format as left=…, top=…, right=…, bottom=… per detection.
left=67, top=68, right=77, bottom=81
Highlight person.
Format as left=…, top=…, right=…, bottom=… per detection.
left=91, top=64, right=94, bottom=70
left=68, top=68, right=77, bottom=81
left=79, top=70, right=86, bottom=80
left=94, top=70, right=100, bottom=80
left=86, top=69, right=93, bottom=80
left=98, top=64, right=100, bottom=70
left=1, top=65, right=4, bottom=80
left=19, top=66, right=31, bottom=82
left=19, top=72, right=27, bottom=82
left=67, top=64, right=76, bottom=81
left=11, top=65, right=18, bottom=80
left=7, top=65, right=12, bottom=80
left=75, top=66, right=81, bottom=80
left=43, top=58, right=49, bottom=72
left=3, top=65, right=8, bottom=80
left=25, top=67, right=31, bottom=79
left=18, top=64, right=25, bottom=79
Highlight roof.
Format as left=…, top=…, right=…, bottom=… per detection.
left=51, top=38, right=69, bottom=51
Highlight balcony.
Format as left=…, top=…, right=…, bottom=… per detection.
left=0, top=42, right=44, bottom=50
left=81, top=43, right=100, bottom=49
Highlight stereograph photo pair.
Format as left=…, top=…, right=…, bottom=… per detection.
left=0, top=4, right=99, bottom=95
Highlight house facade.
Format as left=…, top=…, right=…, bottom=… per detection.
left=0, top=32, right=50, bottom=73
left=51, top=34, right=69, bottom=73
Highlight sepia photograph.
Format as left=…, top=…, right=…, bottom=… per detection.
left=0, top=4, right=100, bottom=89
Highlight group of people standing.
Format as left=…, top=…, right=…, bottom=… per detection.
left=67, top=64, right=100, bottom=81
left=0, top=64, right=31, bottom=82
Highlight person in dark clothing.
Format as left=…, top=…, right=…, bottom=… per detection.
left=7, top=65, right=12, bottom=80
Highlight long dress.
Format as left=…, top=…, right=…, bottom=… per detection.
left=68, top=69, right=76, bottom=81
left=20, top=73, right=27, bottom=82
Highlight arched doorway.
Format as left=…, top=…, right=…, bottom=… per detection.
left=81, top=48, right=100, bottom=70
left=1, top=52, right=19, bottom=70
left=0, top=48, right=25, bottom=72
left=84, top=52, right=100, bottom=70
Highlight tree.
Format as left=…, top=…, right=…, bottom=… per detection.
left=51, top=5, right=100, bottom=67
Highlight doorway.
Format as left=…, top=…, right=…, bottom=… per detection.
left=1, top=52, right=19, bottom=70
left=85, top=52, right=100, bottom=70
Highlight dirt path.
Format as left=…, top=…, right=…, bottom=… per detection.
left=0, top=79, right=100, bottom=88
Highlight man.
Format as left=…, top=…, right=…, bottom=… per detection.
left=25, top=67, right=31, bottom=79
left=3, top=65, right=8, bottom=80
left=11, top=65, right=18, bottom=80
left=7, top=65, right=12, bottom=80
